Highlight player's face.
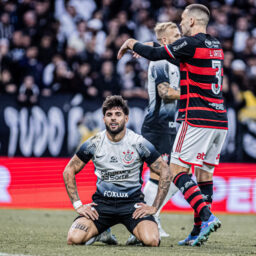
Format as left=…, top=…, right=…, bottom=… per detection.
left=180, top=9, right=191, bottom=36
left=104, top=107, right=128, bottom=135
left=157, top=27, right=181, bottom=45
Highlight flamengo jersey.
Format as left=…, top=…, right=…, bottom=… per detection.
left=76, top=129, right=160, bottom=199
left=164, top=33, right=228, bottom=129
left=142, top=60, right=180, bottom=134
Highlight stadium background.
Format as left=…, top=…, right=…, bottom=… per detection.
left=0, top=0, right=256, bottom=215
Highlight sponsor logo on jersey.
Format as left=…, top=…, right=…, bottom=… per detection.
left=209, top=103, right=224, bottom=110
left=173, top=41, right=188, bottom=51
left=100, top=169, right=131, bottom=181
left=110, top=156, right=118, bottom=163
left=122, top=150, right=135, bottom=164
left=196, top=152, right=205, bottom=160
left=95, top=154, right=105, bottom=159
left=205, top=39, right=220, bottom=48
left=104, top=190, right=129, bottom=198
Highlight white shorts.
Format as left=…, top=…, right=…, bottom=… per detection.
left=171, top=122, right=227, bottom=173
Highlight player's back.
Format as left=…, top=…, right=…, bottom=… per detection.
left=142, top=60, right=179, bottom=134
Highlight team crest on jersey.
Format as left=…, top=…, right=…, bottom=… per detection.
left=122, top=150, right=135, bottom=164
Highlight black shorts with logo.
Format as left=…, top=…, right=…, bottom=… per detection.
left=74, top=193, right=156, bottom=234
left=141, top=129, right=176, bottom=164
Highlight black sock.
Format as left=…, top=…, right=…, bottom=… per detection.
left=173, top=172, right=211, bottom=221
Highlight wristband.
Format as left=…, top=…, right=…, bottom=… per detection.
left=73, top=200, right=83, bottom=210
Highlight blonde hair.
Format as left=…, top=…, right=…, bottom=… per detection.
left=154, top=22, right=178, bottom=35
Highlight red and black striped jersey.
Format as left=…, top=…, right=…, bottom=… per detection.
left=164, top=33, right=228, bottom=130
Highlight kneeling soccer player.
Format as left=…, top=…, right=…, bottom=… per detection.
left=63, top=95, right=172, bottom=246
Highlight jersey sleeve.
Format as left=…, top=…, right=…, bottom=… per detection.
left=75, top=138, right=96, bottom=163
left=164, top=37, right=196, bottom=60
left=151, top=61, right=170, bottom=86
left=136, top=136, right=161, bottom=165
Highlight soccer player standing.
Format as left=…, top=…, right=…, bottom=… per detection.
left=139, top=22, right=181, bottom=237
left=118, top=4, right=228, bottom=246
left=126, top=22, right=181, bottom=245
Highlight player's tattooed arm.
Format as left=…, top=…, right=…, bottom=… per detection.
left=63, top=155, right=85, bottom=204
left=157, top=82, right=180, bottom=102
left=150, top=156, right=172, bottom=210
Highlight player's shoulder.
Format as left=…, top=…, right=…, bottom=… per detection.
left=126, top=128, right=142, bottom=143
left=81, top=130, right=104, bottom=149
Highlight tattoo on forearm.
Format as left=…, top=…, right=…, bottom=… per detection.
left=64, top=172, right=79, bottom=203
left=63, top=156, right=85, bottom=204
left=151, top=158, right=172, bottom=210
left=158, top=83, right=169, bottom=99
left=72, top=223, right=89, bottom=232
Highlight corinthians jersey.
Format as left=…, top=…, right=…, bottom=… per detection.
left=76, top=129, right=160, bottom=200
left=142, top=60, right=180, bottom=134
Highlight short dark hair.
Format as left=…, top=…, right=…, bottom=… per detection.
left=186, top=4, right=210, bottom=16
left=102, top=95, right=129, bottom=115
left=185, top=4, right=210, bottom=25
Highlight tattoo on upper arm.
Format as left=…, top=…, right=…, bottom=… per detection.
left=68, top=157, right=85, bottom=174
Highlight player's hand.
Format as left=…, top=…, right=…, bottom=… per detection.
left=132, top=203, right=157, bottom=219
left=132, top=51, right=141, bottom=58
left=76, top=202, right=99, bottom=220
left=117, top=39, right=130, bottom=59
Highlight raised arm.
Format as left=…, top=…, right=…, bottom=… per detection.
left=117, top=39, right=171, bottom=61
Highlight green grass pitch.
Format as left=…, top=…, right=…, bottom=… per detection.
left=0, top=209, right=255, bottom=256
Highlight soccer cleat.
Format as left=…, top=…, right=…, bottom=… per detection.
left=178, top=234, right=200, bottom=246
left=85, top=228, right=118, bottom=245
left=126, top=234, right=142, bottom=246
left=98, top=228, right=118, bottom=245
left=155, top=216, right=170, bottom=238
left=191, top=214, right=221, bottom=246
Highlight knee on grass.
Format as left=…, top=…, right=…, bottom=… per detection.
left=67, top=230, right=93, bottom=245
left=141, top=236, right=160, bottom=247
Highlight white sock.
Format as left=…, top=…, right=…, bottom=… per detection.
left=155, top=182, right=179, bottom=217
left=143, top=179, right=158, bottom=206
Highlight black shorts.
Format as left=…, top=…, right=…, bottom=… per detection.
left=141, top=130, right=176, bottom=164
left=74, top=195, right=156, bottom=234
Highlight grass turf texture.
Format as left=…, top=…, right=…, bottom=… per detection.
left=0, top=209, right=255, bottom=256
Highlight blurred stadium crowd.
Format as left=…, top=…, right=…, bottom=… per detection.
left=0, top=0, right=256, bottom=122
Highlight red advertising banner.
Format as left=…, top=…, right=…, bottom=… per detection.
left=0, top=158, right=255, bottom=213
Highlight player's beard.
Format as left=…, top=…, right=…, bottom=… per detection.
left=105, top=121, right=125, bottom=135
